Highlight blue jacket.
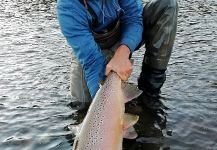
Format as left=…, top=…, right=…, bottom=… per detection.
left=57, top=0, right=143, bottom=98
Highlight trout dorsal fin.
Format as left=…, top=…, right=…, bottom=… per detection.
left=68, top=123, right=82, bottom=136
left=121, top=82, right=142, bottom=103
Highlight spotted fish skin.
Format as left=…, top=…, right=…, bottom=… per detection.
left=72, top=72, right=141, bottom=150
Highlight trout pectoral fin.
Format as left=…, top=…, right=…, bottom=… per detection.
left=123, top=113, right=139, bottom=129
left=72, top=136, right=79, bottom=150
left=123, top=126, right=138, bottom=139
left=121, top=82, right=142, bottom=103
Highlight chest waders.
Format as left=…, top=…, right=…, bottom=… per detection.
left=71, top=0, right=178, bottom=111
left=70, top=0, right=121, bottom=110
left=137, top=0, right=178, bottom=110
left=79, top=0, right=121, bottom=49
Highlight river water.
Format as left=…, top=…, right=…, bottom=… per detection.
left=0, top=0, right=216, bottom=150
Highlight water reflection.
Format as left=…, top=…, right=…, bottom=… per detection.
left=123, top=99, right=169, bottom=150
left=65, top=101, right=90, bottom=147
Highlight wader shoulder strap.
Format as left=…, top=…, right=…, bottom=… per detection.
left=79, top=0, right=121, bottom=49
left=79, top=0, right=98, bottom=27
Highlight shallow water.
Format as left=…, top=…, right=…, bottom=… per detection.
left=0, top=0, right=216, bottom=150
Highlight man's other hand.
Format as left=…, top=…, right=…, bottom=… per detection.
left=105, top=45, right=132, bottom=81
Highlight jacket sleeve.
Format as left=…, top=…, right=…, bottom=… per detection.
left=119, top=0, right=144, bottom=52
left=57, top=1, right=106, bottom=98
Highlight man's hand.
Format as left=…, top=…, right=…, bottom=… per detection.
left=105, top=45, right=132, bottom=81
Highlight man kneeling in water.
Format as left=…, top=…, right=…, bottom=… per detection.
left=57, top=0, right=178, bottom=110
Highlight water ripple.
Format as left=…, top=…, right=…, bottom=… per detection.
left=0, top=0, right=217, bottom=150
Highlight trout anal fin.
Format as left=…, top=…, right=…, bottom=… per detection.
left=121, top=82, right=142, bottom=103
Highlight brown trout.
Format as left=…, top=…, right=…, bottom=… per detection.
left=72, top=72, right=142, bottom=150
